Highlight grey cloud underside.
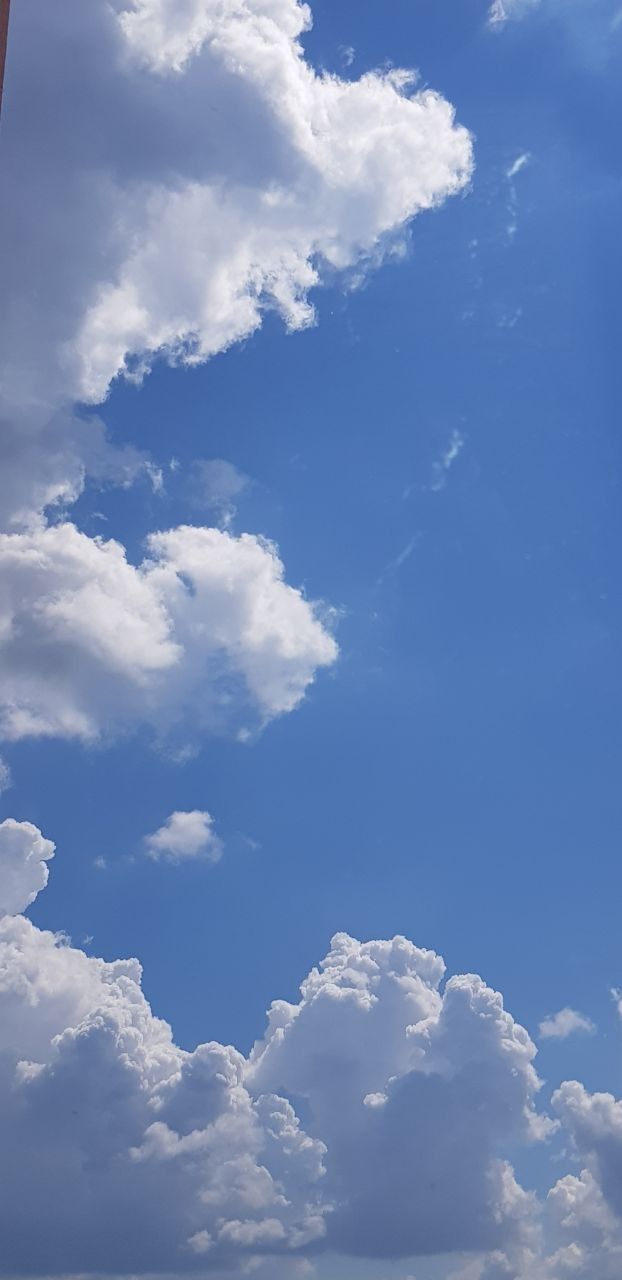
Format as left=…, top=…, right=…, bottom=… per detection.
left=0, top=851, right=532, bottom=1274
left=2, top=823, right=622, bottom=1280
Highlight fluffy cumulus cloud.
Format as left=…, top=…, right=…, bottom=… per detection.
left=4, top=821, right=622, bottom=1278
left=248, top=933, right=544, bottom=1260
left=538, top=1083, right=622, bottom=1279
left=145, top=809, right=224, bottom=862
left=0, top=521, right=337, bottom=744
left=0, top=819, right=55, bottom=916
left=0, top=0, right=471, bottom=749
left=0, top=0, right=473, bottom=528
left=0, top=827, right=542, bottom=1277
left=0, top=850, right=327, bottom=1275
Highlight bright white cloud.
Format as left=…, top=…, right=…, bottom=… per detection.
left=0, top=0, right=471, bottom=760
left=145, top=809, right=223, bottom=862
left=75, top=0, right=473, bottom=404
left=539, top=1009, right=596, bottom=1041
left=0, top=819, right=55, bottom=916
left=249, top=933, right=545, bottom=1259
left=506, top=153, right=531, bottom=179
left=541, top=1084, right=622, bottom=1279
left=0, top=0, right=472, bottom=528
left=0, top=521, right=337, bottom=744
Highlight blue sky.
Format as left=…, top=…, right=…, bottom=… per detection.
left=2, top=2, right=622, bottom=1278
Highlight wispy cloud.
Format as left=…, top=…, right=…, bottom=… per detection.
left=505, top=152, right=531, bottom=241
left=507, top=152, right=531, bottom=180
left=431, top=429, right=466, bottom=492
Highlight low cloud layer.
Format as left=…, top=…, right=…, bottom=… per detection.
left=2, top=821, right=622, bottom=1279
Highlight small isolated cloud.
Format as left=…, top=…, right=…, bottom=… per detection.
left=506, top=153, right=531, bottom=180
left=0, top=758, right=12, bottom=795
left=339, top=45, right=355, bottom=68
left=488, top=0, right=540, bottom=28
left=431, top=429, right=465, bottom=492
left=145, top=810, right=223, bottom=863
left=539, top=1008, right=596, bottom=1041
left=190, top=459, right=250, bottom=527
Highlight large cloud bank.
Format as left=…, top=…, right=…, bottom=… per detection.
left=1, top=0, right=473, bottom=528
left=2, top=820, right=622, bottom=1279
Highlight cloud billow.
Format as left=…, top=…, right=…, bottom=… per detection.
left=0, top=522, right=337, bottom=744
left=0, top=0, right=473, bottom=750
left=5, top=822, right=621, bottom=1280
left=0, top=0, right=473, bottom=529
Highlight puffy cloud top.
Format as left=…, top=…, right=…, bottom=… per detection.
left=0, top=0, right=472, bottom=527
left=0, top=819, right=55, bottom=916
left=0, top=521, right=337, bottom=743
left=145, top=809, right=224, bottom=862
left=2, top=820, right=621, bottom=1279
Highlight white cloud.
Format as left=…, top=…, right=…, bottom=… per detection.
left=0, top=830, right=324, bottom=1274
left=0, top=0, right=472, bottom=761
left=431, top=428, right=465, bottom=492
left=249, top=933, right=545, bottom=1259
left=0, top=0, right=472, bottom=529
left=0, top=826, right=547, bottom=1277
left=0, top=521, right=337, bottom=744
left=0, top=819, right=55, bottom=916
left=0, top=0, right=473, bottom=759
left=541, top=1086, right=622, bottom=1279
left=145, top=809, right=223, bottom=862
left=6, top=823, right=622, bottom=1278
left=539, top=1009, right=596, bottom=1041
left=506, top=153, right=531, bottom=180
